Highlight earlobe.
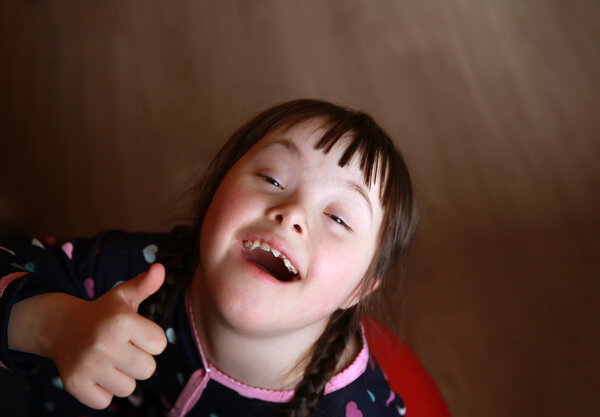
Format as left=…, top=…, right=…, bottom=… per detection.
left=340, top=277, right=382, bottom=310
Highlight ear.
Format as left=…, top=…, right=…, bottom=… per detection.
left=340, top=277, right=382, bottom=310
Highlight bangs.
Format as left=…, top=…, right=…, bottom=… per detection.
left=275, top=112, right=396, bottom=207
left=312, top=117, right=392, bottom=205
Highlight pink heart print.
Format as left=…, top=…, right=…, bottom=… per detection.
left=61, top=242, right=74, bottom=259
left=346, top=401, right=363, bottom=417
left=84, top=278, right=95, bottom=298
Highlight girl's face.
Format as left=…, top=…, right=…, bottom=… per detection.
left=198, top=118, right=384, bottom=337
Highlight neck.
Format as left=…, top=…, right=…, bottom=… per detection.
left=189, top=278, right=359, bottom=391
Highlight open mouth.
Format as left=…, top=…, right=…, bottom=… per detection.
left=242, top=240, right=299, bottom=282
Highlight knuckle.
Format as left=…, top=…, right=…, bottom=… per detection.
left=112, top=286, right=127, bottom=301
left=95, top=312, right=131, bottom=340
left=152, top=339, right=167, bottom=356
left=62, top=372, right=82, bottom=394
left=116, top=378, right=136, bottom=398
left=159, top=331, right=168, bottom=348
left=93, top=392, right=114, bottom=410
left=66, top=377, right=112, bottom=410
left=153, top=329, right=168, bottom=352
left=109, top=311, right=130, bottom=329
left=144, top=329, right=167, bottom=355
left=140, top=357, right=157, bottom=380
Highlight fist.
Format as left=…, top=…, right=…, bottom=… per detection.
left=51, top=264, right=168, bottom=409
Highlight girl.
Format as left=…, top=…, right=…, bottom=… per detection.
left=1, top=99, right=418, bottom=416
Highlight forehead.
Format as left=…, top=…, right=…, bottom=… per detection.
left=254, top=118, right=384, bottom=188
left=260, top=118, right=330, bottom=149
left=244, top=120, right=385, bottom=217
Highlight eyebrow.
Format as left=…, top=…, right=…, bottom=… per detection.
left=263, top=139, right=303, bottom=158
left=264, top=139, right=374, bottom=215
left=345, top=180, right=373, bottom=215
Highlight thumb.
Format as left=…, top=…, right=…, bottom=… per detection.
left=114, top=263, right=165, bottom=310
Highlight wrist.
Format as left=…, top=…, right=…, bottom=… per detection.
left=8, top=292, right=78, bottom=359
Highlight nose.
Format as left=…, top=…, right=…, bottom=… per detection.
left=266, top=200, right=306, bottom=235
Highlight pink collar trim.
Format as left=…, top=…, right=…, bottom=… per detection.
left=169, top=292, right=369, bottom=416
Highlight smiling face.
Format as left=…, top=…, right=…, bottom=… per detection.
left=196, top=118, right=385, bottom=338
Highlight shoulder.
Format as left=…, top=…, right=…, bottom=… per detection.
left=355, top=354, right=407, bottom=416
left=0, top=226, right=190, bottom=299
left=321, top=353, right=407, bottom=416
left=59, top=225, right=191, bottom=272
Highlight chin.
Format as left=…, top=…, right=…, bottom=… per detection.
left=221, top=308, right=289, bottom=337
left=209, top=286, right=281, bottom=333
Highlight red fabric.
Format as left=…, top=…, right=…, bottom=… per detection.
left=364, top=319, right=452, bottom=417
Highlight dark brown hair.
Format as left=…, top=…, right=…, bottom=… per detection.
left=190, top=99, right=418, bottom=417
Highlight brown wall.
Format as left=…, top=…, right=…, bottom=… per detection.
left=1, top=1, right=598, bottom=416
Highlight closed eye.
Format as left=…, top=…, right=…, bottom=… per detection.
left=326, top=213, right=352, bottom=231
left=259, top=174, right=285, bottom=190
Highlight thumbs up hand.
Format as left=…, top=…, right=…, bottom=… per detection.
left=46, top=264, right=168, bottom=409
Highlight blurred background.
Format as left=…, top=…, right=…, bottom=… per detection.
left=1, top=1, right=598, bottom=416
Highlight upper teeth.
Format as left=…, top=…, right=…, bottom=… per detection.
left=243, top=240, right=298, bottom=275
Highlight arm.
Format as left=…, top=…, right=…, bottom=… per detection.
left=7, top=264, right=167, bottom=409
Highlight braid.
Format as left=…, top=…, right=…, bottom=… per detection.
left=281, top=308, right=359, bottom=417
left=138, top=226, right=195, bottom=325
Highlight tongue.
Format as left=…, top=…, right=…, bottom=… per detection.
left=242, top=247, right=297, bottom=282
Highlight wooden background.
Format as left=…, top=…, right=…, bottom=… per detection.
left=1, top=1, right=598, bottom=416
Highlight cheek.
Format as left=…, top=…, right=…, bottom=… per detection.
left=201, top=181, right=253, bottom=247
left=304, top=244, right=374, bottom=313
left=322, top=241, right=375, bottom=281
